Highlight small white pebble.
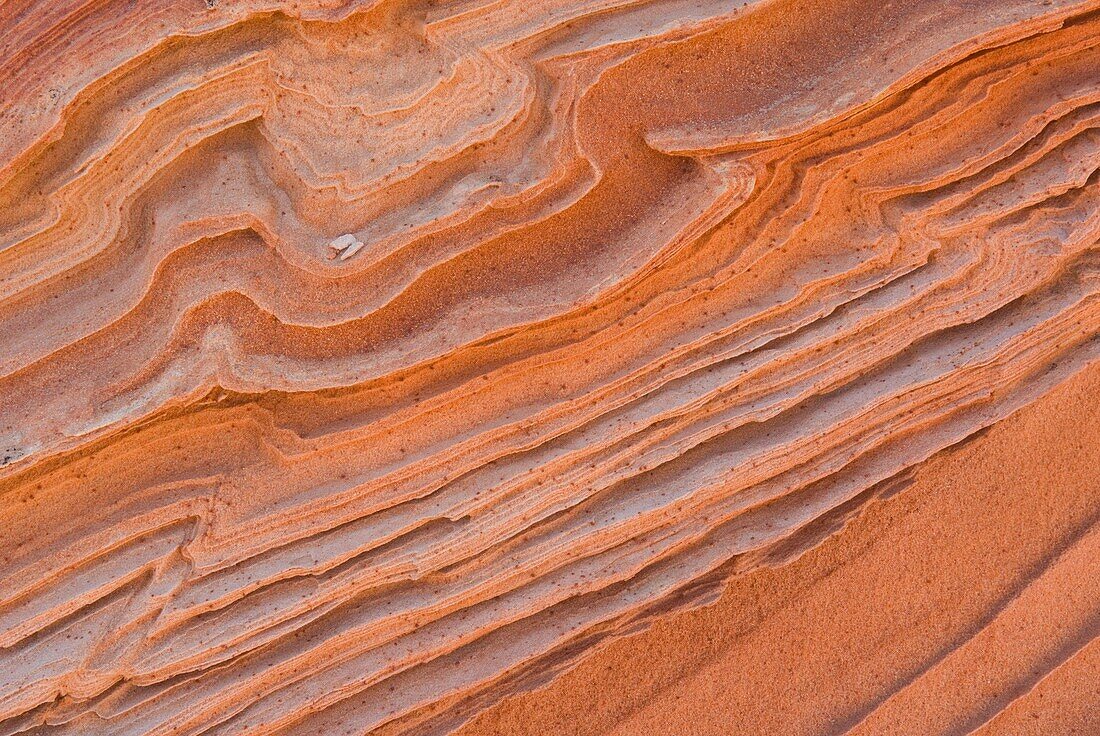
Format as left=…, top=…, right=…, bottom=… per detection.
left=339, top=240, right=366, bottom=260
left=328, top=233, right=358, bottom=250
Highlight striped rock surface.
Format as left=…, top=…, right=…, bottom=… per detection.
left=1, top=0, right=1098, bottom=734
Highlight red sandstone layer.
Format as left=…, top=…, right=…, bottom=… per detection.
left=1, top=0, right=1098, bottom=734
left=457, top=360, right=1100, bottom=736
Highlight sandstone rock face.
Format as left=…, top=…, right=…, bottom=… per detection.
left=1, top=1, right=1098, bottom=734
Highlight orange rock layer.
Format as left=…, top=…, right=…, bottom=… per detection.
left=0, top=0, right=1098, bottom=734
left=457, top=361, right=1100, bottom=736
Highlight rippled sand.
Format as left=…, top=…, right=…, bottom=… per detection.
left=1, top=0, right=1098, bottom=734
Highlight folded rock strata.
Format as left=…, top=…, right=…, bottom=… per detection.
left=0, top=0, right=1098, bottom=733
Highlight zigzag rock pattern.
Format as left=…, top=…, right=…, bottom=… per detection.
left=1, top=0, right=1099, bottom=733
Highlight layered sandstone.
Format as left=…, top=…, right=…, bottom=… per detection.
left=1, top=0, right=1098, bottom=734
left=457, top=361, right=1100, bottom=735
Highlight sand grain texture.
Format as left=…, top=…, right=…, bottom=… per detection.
left=1, top=0, right=1098, bottom=734
left=458, top=362, right=1100, bottom=735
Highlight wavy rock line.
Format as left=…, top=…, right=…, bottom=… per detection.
left=1, top=0, right=1099, bottom=734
